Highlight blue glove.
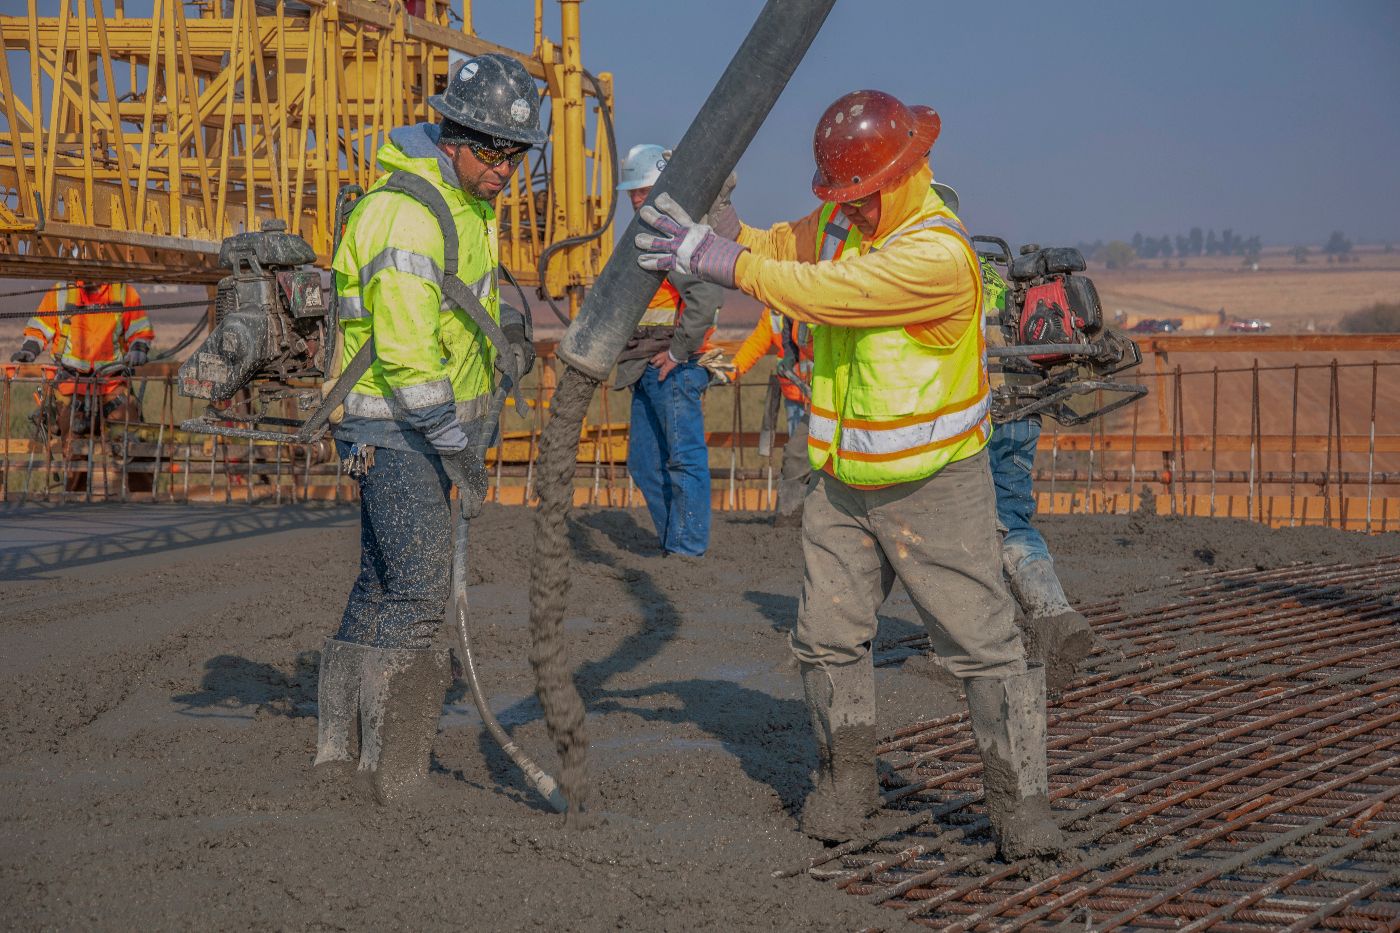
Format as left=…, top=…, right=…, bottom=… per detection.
left=636, top=193, right=746, bottom=289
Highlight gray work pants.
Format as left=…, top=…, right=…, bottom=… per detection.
left=777, top=399, right=811, bottom=517
left=792, top=448, right=1027, bottom=679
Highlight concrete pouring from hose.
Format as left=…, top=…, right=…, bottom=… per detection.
left=528, top=0, right=839, bottom=827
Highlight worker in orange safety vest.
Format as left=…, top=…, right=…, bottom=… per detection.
left=731, top=308, right=813, bottom=525
left=11, top=281, right=154, bottom=491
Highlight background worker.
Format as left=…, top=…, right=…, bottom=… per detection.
left=313, top=53, right=540, bottom=803
left=635, top=90, right=1065, bottom=860
left=731, top=307, right=812, bottom=525
left=11, top=281, right=153, bottom=492
left=979, top=255, right=1096, bottom=689
left=613, top=144, right=725, bottom=558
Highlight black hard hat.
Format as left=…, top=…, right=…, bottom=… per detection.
left=429, top=53, right=547, bottom=147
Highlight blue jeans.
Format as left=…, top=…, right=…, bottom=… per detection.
left=987, top=416, right=1050, bottom=571
left=335, top=444, right=453, bottom=649
left=628, top=361, right=711, bottom=556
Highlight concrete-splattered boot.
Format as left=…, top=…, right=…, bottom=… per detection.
left=358, top=646, right=450, bottom=805
left=314, top=638, right=369, bottom=767
left=1006, top=556, right=1095, bottom=690
left=799, top=659, right=880, bottom=842
left=964, top=663, right=1067, bottom=861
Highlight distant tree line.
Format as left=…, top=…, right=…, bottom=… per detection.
left=1077, top=228, right=1363, bottom=269
left=1340, top=302, right=1400, bottom=333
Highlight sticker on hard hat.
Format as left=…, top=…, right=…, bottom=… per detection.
left=459, top=61, right=479, bottom=81
left=655, top=159, right=667, bottom=171
left=510, top=98, right=530, bottom=123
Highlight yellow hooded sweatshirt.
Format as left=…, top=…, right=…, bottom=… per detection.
left=733, top=164, right=978, bottom=348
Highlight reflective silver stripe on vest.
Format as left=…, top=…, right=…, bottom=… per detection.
left=437, top=268, right=496, bottom=314
left=809, top=410, right=837, bottom=444
left=819, top=212, right=852, bottom=262
left=344, top=391, right=491, bottom=423
left=833, top=394, right=991, bottom=457
left=338, top=294, right=367, bottom=320
left=392, top=378, right=454, bottom=411
left=359, top=247, right=443, bottom=289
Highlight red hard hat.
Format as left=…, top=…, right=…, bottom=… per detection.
left=811, top=90, right=941, bottom=203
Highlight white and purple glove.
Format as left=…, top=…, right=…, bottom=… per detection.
left=636, top=193, right=746, bottom=289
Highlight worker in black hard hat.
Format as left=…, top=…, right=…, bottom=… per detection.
left=313, top=53, right=543, bottom=804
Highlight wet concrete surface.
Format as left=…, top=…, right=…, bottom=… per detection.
left=2, top=501, right=1395, bottom=930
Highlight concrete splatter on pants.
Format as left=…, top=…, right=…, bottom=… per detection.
left=335, top=444, right=453, bottom=650
left=791, top=448, right=1026, bottom=680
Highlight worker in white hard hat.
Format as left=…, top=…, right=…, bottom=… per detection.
left=613, top=144, right=727, bottom=558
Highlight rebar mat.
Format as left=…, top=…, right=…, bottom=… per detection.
left=830, top=556, right=1400, bottom=931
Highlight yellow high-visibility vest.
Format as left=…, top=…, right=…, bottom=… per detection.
left=807, top=188, right=990, bottom=485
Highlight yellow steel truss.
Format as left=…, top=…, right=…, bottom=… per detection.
left=0, top=0, right=614, bottom=310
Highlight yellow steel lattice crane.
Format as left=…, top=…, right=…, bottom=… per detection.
left=0, top=0, right=615, bottom=316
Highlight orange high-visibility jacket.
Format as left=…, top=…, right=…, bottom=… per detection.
left=24, top=283, right=152, bottom=374
left=732, top=309, right=811, bottom=402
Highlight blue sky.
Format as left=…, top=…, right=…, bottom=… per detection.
left=469, top=0, right=1400, bottom=247
left=6, top=1, right=1397, bottom=247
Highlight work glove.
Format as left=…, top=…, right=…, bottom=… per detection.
left=441, top=446, right=491, bottom=518
left=706, top=171, right=741, bottom=239
left=123, top=341, right=150, bottom=370
left=636, top=193, right=747, bottom=290
left=659, top=150, right=739, bottom=236
left=502, top=322, right=536, bottom=380
left=696, top=347, right=736, bottom=386
left=11, top=338, right=41, bottom=364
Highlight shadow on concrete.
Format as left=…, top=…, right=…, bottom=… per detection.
left=0, top=503, right=355, bottom=579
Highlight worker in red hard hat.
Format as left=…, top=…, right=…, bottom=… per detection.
left=636, top=90, right=1064, bottom=861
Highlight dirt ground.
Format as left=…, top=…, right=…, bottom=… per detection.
left=3, top=502, right=1398, bottom=931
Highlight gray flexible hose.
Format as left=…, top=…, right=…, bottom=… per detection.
left=449, top=389, right=567, bottom=813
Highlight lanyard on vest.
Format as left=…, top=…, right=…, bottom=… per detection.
left=351, top=171, right=525, bottom=414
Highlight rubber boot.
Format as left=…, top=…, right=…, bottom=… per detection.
left=964, top=663, right=1066, bottom=861
left=357, top=645, right=451, bottom=805
left=798, top=659, right=879, bottom=842
left=314, top=638, right=369, bottom=766
left=1005, top=556, right=1095, bottom=689
left=772, top=508, right=804, bottom=529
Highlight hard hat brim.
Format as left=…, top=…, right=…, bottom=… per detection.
left=428, top=94, right=549, bottom=147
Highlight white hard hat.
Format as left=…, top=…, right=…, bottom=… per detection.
left=617, top=143, right=669, bottom=191
left=932, top=182, right=959, bottom=214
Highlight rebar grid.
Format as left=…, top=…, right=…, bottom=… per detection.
left=828, top=559, right=1400, bottom=930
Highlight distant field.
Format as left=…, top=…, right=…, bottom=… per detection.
left=1091, top=249, right=1400, bottom=332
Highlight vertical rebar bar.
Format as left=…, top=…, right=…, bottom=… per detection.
left=1367, top=360, right=1378, bottom=533
left=1254, top=358, right=1265, bottom=523
left=1323, top=357, right=1336, bottom=528
left=1, top=371, right=9, bottom=504
left=1289, top=362, right=1300, bottom=526
left=1209, top=365, right=1219, bottom=517
left=1128, top=392, right=1139, bottom=510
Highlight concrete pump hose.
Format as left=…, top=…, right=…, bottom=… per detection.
left=527, top=0, right=838, bottom=828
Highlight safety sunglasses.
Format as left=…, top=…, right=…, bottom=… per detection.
left=469, top=143, right=529, bottom=168
left=841, top=195, right=872, bottom=209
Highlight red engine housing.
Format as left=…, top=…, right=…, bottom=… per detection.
left=1016, top=274, right=1104, bottom=365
